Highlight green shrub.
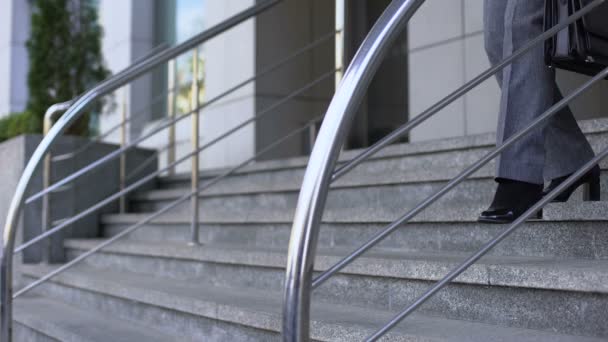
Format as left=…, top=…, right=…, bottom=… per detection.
left=0, top=112, right=41, bottom=143
left=26, top=0, right=109, bottom=137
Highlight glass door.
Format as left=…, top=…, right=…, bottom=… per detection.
left=343, top=0, right=410, bottom=149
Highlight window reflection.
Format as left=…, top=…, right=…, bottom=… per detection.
left=153, top=0, right=206, bottom=119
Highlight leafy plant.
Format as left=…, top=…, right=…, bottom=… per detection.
left=0, top=111, right=41, bottom=143
left=26, top=0, right=109, bottom=136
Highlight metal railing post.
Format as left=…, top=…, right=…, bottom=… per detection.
left=41, top=116, right=53, bottom=264
left=335, top=0, right=345, bottom=86
left=40, top=101, right=73, bottom=263
left=0, top=262, right=12, bottom=342
left=119, top=88, right=128, bottom=213
left=282, top=1, right=425, bottom=341
left=167, top=59, right=177, bottom=176
left=0, top=3, right=282, bottom=341
left=190, top=48, right=201, bottom=245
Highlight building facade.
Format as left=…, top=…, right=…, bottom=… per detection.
left=1, top=0, right=607, bottom=172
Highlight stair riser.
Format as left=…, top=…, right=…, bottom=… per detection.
left=156, top=132, right=608, bottom=194
left=102, top=221, right=608, bottom=259
left=22, top=276, right=282, bottom=342
left=131, top=177, right=608, bottom=223
left=158, top=148, right=494, bottom=192
left=64, top=249, right=608, bottom=338
left=132, top=180, right=497, bottom=219
left=13, top=324, right=58, bottom=342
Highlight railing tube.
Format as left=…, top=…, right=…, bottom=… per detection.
left=366, top=69, right=608, bottom=342
left=119, top=88, right=128, bottom=213
left=190, top=49, right=201, bottom=245
left=0, top=2, right=280, bottom=341
left=282, top=1, right=425, bottom=341
left=167, top=60, right=177, bottom=177
left=42, top=102, right=73, bottom=258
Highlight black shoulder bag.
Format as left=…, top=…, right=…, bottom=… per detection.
left=544, top=0, right=608, bottom=77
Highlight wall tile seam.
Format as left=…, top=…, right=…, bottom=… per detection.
left=408, top=30, right=484, bottom=55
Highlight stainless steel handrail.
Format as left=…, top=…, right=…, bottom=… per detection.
left=41, top=101, right=75, bottom=263
left=50, top=81, right=192, bottom=163
left=48, top=43, right=170, bottom=163
left=12, top=113, right=324, bottom=299
left=312, top=0, right=606, bottom=289
left=367, top=71, right=608, bottom=342
left=283, top=1, right=425, bottom=339
left=321, top=64, right=608, bottom=295
left=0, top=1, right=281, bottom=340
left=282, top=0, right=607, bottom=340
left=13, top=68, right=338, bottom=255
left=26, top=31, right=339, bottom=206
left=49, top=30, right=338, bottom=164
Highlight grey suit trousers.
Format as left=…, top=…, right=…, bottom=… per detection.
left=484, top=0, right=595, bottom=184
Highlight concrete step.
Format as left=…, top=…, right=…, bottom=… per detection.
left=130, top=178, right=499, bottom=221
left=14, top=296, right=180, bottom=342
left=150, top=119, right=608, bottom=198
left=130, top=170, right=608, bottom=222
left=133, top=181, right=608, bottom=222
left=159, top=132, right=498, bottom=190
left=100, top=211, right=608, bottom=259
left=20, top=265, right=605, bottom=342
left=157, top=118, right=608, bottom=192
left=63, top=239, right=608, bottom=337
left=111, top=196, right=608, bottom=231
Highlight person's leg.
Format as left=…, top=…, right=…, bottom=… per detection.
left=544, top=84, right=595, bottom=180
left=495, top=0, right=595, bottom=184
left=481, top=0, right=559, bottom=223
left=480, top=0, right=598, bottom=223
left=494, top=0, right=551, bottom=185
left=483, top=0, right=507, bottom=86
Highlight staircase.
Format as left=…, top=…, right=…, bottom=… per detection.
left=11, top=118, right=608, bottom=341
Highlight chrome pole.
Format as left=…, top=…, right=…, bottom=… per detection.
left=41, top=115, right=53, bottom=264
left=190, top=48, right=201, bottom=245
left=0, top=3, right=282, bottom=341
left=13, top=115, right=322, bottom=300
left=313, top=67, right=608, bottom=290
left=366, top=70, right=608, bottom=341
left=282, top=1, right=425, bottom=341
left=119, top=88, right=128, bottom=213
left=0, top=101, right=69, bottom=341
left=0, top=262, right=12, bottom=341
left=335, top=0, right=345, bottom=86
left=167, top=59, right=177, bottom=176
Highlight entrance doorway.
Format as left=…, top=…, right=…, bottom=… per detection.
left=343, top=0, right=409, bottom=149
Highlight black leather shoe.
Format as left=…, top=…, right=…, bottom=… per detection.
left=543, top=165, right=601, bottom=202
left=478, top=179, right=543, bottom=224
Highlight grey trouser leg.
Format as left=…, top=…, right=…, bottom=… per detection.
left=484, top=0, right=595, bottom=184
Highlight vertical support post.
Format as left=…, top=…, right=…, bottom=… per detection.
left=119, top=88, right=128, bottom=213
left=41, top=118, right=53, bottom=264
left=0, top=262, right=12, bottom=342
left=167, top=59, right=177, bottom=176
left=308, top=121, right=317, bottom=154
left=190, top=47, right=201, bottom=245
left=335, top=0, right=345, bottom=86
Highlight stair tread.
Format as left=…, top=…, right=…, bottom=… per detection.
left=140, top=165, right=608, bottom=202
left=158, top=117, right=608, bottom=183
left=14, top=296, right=183, bottom=342
left=101, top=201, right=608, bottom=224
left=64, top=239, right=608, bottom=293
left=20, top=265, right=604, bottom=342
